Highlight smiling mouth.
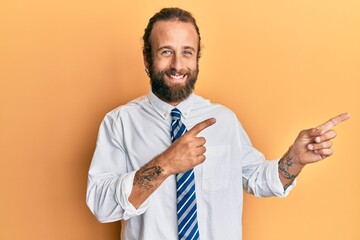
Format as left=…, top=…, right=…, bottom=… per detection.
left=169, top=74, right=185, bottom=79
left=166, top=73, right=187, bottom=82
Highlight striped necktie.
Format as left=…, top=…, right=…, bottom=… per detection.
left=170, top=108, right=200, bottom=240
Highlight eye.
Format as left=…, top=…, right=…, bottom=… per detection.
left=161, top=50, right=172, bottom=55
left=183, top=50, right=193, bottom=56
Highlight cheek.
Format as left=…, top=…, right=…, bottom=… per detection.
left=152, top=56, right=171, bottom=70
left=188, top=59, right=198, bottom=72
left=187, top=56, right=198, bottom=67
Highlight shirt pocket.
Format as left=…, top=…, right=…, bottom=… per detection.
left=202, top=145, right=231, bottom=191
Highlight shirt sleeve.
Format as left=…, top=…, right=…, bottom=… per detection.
left=235, top=119, right=296, bottom=197
left=86, top=113, right=149, bottom=223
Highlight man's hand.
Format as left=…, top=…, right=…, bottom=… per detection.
left=160, top=118, right=216, bottom=175
left=279, top=112, right=350, bottom=189
left=291, top=112, right=351, bottom=165
left=129, top=118, right=216, bottom=208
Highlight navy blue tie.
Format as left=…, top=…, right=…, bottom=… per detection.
left=170, top=108, right=200, bottom=240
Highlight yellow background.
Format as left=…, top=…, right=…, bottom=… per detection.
left=1, top=0, right=359, bottom=239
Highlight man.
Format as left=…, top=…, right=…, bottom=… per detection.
left=86, top=7, right=350, bottom=240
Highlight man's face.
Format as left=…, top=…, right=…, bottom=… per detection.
left=145, top=20, right=199, bottom=104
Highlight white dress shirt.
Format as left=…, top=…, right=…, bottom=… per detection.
left=86, top=91, right=295, bottom=240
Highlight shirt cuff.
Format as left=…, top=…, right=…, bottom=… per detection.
left=116, top=171, right=150, bottom=220
left=267, top=159, right=296, bottom=197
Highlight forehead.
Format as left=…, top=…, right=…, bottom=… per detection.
left=150, top=20, right=199, bottom=50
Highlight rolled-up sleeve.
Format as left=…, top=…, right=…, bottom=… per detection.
left=265, top=159, right=295, bottom=197
left=116, top=171, right=149, bottom=220
left=235, top=119, right=296, bottom=198
left=86, top=113, right=149, bottom=223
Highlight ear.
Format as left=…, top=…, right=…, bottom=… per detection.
left=143, top=49, right=150, bottom=71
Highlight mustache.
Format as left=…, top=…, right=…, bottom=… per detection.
left=163, top=68, right=191, bottom=76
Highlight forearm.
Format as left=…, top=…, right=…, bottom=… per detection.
left=128, top=154, right=171, bottom=208
left=129, top=119, right=213, bottom=208
left=278, top=146, right=305, bottom=189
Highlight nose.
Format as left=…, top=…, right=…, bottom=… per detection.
left=170, top=53, right=183, bottom=71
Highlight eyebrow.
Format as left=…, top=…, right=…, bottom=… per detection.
left=157, top=45, right=173, bottom=52
left=157, top=45, right=196, bottom=52
left=183, top=46, right=196, bottom=52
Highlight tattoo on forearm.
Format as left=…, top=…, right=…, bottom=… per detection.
left=279, top=155, right=298, bottom=188
left=134, top=166, right=164, bottom=190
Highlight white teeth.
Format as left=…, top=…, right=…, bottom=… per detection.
left=169, top=74, right=184, bottom=79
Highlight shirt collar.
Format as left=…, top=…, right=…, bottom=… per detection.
left=148, top=90, right=194, bottom=120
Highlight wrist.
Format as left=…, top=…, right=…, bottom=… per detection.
left=287, top=145, right=306, bottom=168
left=278, top=146, right=305, bottom=189
left=152, top=154, right=174, bottom=178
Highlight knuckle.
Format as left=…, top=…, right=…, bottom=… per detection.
left=201, top=146, right=206, bottom=153
left=300, top=129, right=308, bottom=135
left=331, top=117, right=339, bottom=126
left=314, top=144, right=321, bottom=150
left=199, top=155, right=206, bottom=163
left=323, top=141, right=331, bottom=148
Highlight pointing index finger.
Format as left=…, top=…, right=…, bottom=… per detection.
left=316, top=112, right=351, bottom=132
left=188, top=118, right=216, bottom=136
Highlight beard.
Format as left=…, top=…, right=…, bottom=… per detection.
left=149, top=64, right=199, bottom=103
